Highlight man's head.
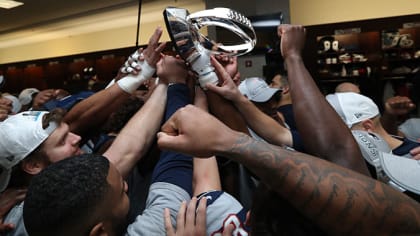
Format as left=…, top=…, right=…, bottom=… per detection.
left=239, top=77, right=282, bottom=116
left=326, top=92, right=380, bottom=131
left=23, top=154, right=129, bottom=236
left=335, top=82, right=361, bottom=94
left=0, top=109, right=82, bottom=191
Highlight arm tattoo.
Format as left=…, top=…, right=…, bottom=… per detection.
left=224, top=133, right=420, bottom=235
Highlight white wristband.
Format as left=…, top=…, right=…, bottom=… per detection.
left=117, top=60, right=156, bottom=93
left=198, top=71, right=218, bottom=89
left=105, top=79, right=115, bottom=89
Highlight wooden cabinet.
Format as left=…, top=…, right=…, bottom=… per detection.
left=304, top=14, right=420, bottom=112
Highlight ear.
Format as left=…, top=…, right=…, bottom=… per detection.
left=281, top=86, right=290, bottom=95
left=361, top=119, right=375, bottom=132
left=21, top=156, right=47, bottom=176
left=89, top=222, right=108, bottom=236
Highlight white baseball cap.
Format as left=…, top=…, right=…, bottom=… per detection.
left=326, top=92, right=379, bottom=127
left=18, top=88, right=40, bottom=106
left=352, top=130, right=420, bottom=195
left=238, top=77, right=281, bottom=103
left=0, top=111, right=57, bottom=192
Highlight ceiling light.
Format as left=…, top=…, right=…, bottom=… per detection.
left=252, top=19, right=281, bottom=27
left=0, top=0, right=23, bottom=9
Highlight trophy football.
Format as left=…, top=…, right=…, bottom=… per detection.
left=163, top=7, right=256, bottom=87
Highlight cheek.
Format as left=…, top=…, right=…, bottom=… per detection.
left=46, top=145, right=75, bottom=163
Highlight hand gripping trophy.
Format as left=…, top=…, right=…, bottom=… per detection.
left=163, top=7, right=256, bottom=88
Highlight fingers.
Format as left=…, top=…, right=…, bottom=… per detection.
left=0, top=223, right=15, bottom=233
left=148, top=26, right=163, bottom=47
left=195, top=197, right=207, bottom=235
left=222, top=223, right=235, bottom=236
left=410, top=146, right=420, bottom=160
left=176, top=201, right=187, bottom=235
left=185, top=197, right=198, bottom=235
left=0, top=188, right=27, bottom=213
left=210, top=56, right=231, bottom=83
left=164, top=208, right=176, bottom=236
left=155, top=41, right=168, bottom=54
left=205, top=83, right=223, bottom=95
left=157, top=132, right=186, bottom=153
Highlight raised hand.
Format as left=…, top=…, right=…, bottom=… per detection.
left=32, top=89, right=58, bottom=109
left=206, top=56, right=243, bottom=102
left=157, top=105, right=237, bottom=158
left=143, top=26, right=167, bottom=66
left=214, top=54, right=238, bottom=79
left=278, top=24, right=306, bottom=59
left=384, top=96, right=416, bottom=116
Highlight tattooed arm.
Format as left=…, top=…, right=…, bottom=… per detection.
left=157, top=105, right=420, bottom=235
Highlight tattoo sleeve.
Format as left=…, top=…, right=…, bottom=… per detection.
left=221, top=133, right=420, bottom=235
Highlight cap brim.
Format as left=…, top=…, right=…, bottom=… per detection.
left=0, top=167, right=12, bottom=192
left=251, top=88, right=280, bottom=102
left=380, top=152, right=420, bottom=195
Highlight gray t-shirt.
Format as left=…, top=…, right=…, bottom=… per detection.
left=125, top=182, right=190, bottom=235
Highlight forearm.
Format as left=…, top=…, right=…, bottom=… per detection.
left=192, top=157, right=221, bottom=196
left=64, top=84, right=130, bottom=136
left=104, top=84, right=167, bottom=178
left=219, top=132, right=420, bottom=235
left=233, top=95, right=292, bottom=147
left=380, top=113, right=399, bottom=135
left=206, top=90, right=249, bottom=134
left=285, top=56, right=369, bottom=175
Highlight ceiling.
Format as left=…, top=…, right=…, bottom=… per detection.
left=0, top=0, right=140, bottom=34
left=0, top=0, right=184, bottom=49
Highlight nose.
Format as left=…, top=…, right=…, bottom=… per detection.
left=123, top=181, right=128, bottom=193
left=69, top=132, right=82, bottom=146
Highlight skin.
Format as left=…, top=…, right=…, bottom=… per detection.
left=381, top=96, right=416, bottom=136
left=64, top=27, right=166, bottom=137
left=96, top=162, right=130, bottom=236
left=277, top=25, right=369, bottom=175
left=157, top=105, right=420, bottom=235
left=0, top=97, right=12, bottom=121
left=207, top=59, right=293, bottom=147
left=335, top=82, right=361, bottom=94
left=0, top=188, right=26, bottom=233
left=164, top=197, right=207, bottom=236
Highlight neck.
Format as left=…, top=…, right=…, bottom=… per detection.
left=376, top=128, right=403, bottom=150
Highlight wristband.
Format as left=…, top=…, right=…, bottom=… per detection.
left=105, top=79, right=115, bottom=89
left=117, top=58, right=156, bottom=93
left=198, top=71, right=218, bottom=89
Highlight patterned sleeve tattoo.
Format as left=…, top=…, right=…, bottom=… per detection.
left=222, top=133, right=420, bottom=235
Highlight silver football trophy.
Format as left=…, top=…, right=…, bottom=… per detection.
left=163, top=7, right=256, bottom=88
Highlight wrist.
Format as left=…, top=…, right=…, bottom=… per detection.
left=215, top=131, right=247, bottom=158
left=117, top=59, right=156, bottom=93
left=284, top=53, right=303, bottom=63
left=232, top=93, right=248, bottom=106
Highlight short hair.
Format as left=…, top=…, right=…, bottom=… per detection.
left=8, top=108, right=67, bottom=189
left=23, top=154, right=111, bottom=236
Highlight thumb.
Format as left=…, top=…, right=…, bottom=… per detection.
left=157, top=132, right=184, bottom=152
left=206, top=83, right=224, bottom=94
